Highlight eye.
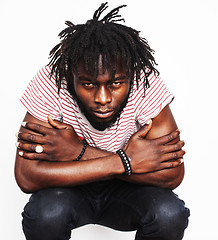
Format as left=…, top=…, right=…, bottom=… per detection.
left=112, top=81, right=122, bottom=86
left=83, top=83, right=95, bottom=88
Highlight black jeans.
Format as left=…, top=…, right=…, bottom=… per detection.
left=22, top=180, right=190, bottom=240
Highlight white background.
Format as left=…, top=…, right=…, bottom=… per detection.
left=1, top=0, right=218, bottom=239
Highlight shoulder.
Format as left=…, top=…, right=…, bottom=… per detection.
left=30, top=65, right=66, bottom=99
left=131, top=70, right=164, bottom=107
left=33, top=65, right=56, bottom=87
left=131, top=70, right=174, bottom=125
left=132, top=70, right=163, bottom=95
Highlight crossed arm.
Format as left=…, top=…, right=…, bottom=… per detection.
left=15, top=105, right=185, bottom=193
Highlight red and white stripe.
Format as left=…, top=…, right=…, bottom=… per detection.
left=20, top=66, right=173, bottom=153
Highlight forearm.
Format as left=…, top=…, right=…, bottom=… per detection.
left=16, top=106, right=185, bottom=193
left=118, top=164, right=184, bottom=189
left=82, top=145, right=184, bottom=189
left=15, top=152, right=124, bottom=193
left=82, top=144, right=112, bottom=160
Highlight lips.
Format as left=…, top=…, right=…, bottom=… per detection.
left=92, top=110, right=114, bottom=119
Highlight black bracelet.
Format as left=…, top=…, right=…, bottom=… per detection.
left=75, top=139, right=87, bottom=161
left=116, top=149, right=132, bottom=176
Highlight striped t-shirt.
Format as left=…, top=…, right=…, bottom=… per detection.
left=20, top=66, right=174, bottom=153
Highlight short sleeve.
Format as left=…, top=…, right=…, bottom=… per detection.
left=134, top=71, right=174, bottom=126
left=20, top=66, right=63, bottom=122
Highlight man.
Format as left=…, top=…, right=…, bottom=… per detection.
left=15, top=3, right=189, bottom=240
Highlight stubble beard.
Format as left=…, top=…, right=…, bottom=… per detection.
left=72, top=89, right=130, bottom=131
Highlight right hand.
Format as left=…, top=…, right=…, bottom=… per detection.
left=17, top=115, right=83, bottom=162
left=125, top=121, right=185, bottom=174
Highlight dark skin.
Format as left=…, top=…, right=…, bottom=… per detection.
left=72, top=59, right=131, bottom=131
left=15, top=60, right=185, bottom=193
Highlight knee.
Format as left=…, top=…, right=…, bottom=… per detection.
left=139, top=189, right=190, bottom=240
left=151, top=190, right=190, bottom=239
left=23, top=188, right=75, bottom=223
left=22, top=188, right=77, bottom=239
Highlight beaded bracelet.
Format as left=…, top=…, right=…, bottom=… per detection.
left=116, top=149, right=132, bottom=176
left=75, top=139, right=87, bottom=161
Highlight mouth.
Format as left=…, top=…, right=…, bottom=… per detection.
left=92, top=110, right=114, bottom=119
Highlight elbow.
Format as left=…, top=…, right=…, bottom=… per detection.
left=17, top=181, right=35, bottom=194
left=15, top=168, right=38, bottom=194
left=164, top=178, right=183, bottom=190
left=15, top=174, right=36, bottom=194
left=15, top=156, right=42, bottom=193
left=162, top=165, right=185, bottom=190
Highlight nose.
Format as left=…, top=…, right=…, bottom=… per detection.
left=94, top=86, right=112, bottom=105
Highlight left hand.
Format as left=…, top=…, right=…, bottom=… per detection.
left=16, top=115, right=84, bottom=161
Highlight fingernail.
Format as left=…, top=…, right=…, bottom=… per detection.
left=18, top=151, right=23, bottom=156
left=48, top=114, right=54, bottom=120
left=177, top=129, right=182, bottom=133
left=21, top=122, right=27, bottom=127
left=15, top=142, right=20, bottom=148
left=179, top=159, right=184, bottom=165
left=145, top=119, right=152, bottom=125
left=15, top=132, right=19, bottom=138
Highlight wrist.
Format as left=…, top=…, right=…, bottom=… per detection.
left=74, top=139, right=87, bottom=161
left=81, top=145, right=114, bottom=161
left=116, top=149, right=132, bottom=176
left=112, top=153, right=126, bottom=175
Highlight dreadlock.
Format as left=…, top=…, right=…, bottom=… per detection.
left=48, top=2, right=159, bottom=97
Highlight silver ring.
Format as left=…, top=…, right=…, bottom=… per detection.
left=35, top=144, right=43, bottom=153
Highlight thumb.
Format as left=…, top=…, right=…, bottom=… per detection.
left=137, top=119, right=152, bottom=139
left=48, top=115, right=68, bottom=129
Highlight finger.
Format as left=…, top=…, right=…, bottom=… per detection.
left=136, top=119, right=152, bottom=139
left=18, top=151, right=48, bottom=161
left=162, top=140, right=185, bottom=153
left=155, top=129, right=181, bottom=145
left=160, top=158, right=184, bottom=169
left=16, top=142, right=47, bottom=153
left=22, top=121, right=51, bottom=135
left=48, top=115, right=67, bottom=129
left=17, top=132, right=45, bottom=144
left=162, top=149, right=186, bottom=162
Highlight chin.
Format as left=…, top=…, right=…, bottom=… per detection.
left=89, top=118, right=114, bottom=131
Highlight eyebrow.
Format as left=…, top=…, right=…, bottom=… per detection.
left=113, top=75, right=127, bottom=81
left=78, top=76, right=92, bottom=82
left=78, top=75, right=127, bottom=82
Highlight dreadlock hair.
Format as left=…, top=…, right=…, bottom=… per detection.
left=48, top=2, right=159, bottom=97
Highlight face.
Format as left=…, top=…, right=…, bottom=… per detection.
left=72, top=57, right=131, bottom=131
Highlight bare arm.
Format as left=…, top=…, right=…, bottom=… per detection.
left=15, top=106, right=184, bottom=193
left=15, top=113, right=124, bottom=193
left=119, top=105, right=185, bottom=189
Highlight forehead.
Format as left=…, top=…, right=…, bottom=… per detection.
left=75, top=55, right=127, bottom=76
